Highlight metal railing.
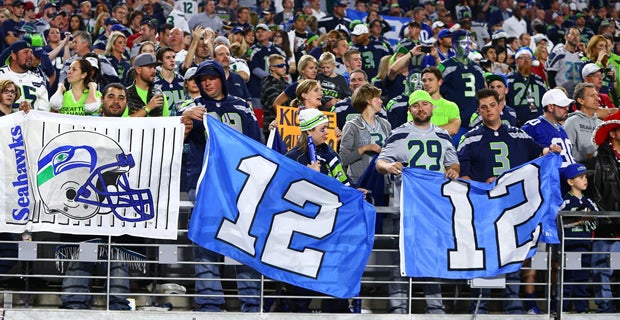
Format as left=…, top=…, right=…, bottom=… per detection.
left=0, top=207, right=618, bottom=318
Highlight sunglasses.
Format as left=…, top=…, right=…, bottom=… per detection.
left=271, top=63, right=286, bottom=68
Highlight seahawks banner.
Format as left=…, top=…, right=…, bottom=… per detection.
left=400, top=154, right=563, bottom=279
left=0, top=111, right=183, bottom=239
left=189, top=116, right=376, bottom=298
left=346, top=9, right=426, bottom=45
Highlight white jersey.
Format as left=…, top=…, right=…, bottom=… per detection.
left=174, top=0, right=200, bottom=20
left=0, top=65, right=49, bottom=111
left=166, top=8, right=190, bottom=33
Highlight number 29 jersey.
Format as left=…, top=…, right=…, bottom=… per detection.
left=457, top=124, right=544, bottom=182
left=438, top=58, right=485, bottom=128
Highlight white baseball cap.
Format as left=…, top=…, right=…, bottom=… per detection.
left=541, top=88, right=574, bottom=107
left=581, top=63, right=602, bottom=79
left=351, top=24, right=369, bottom=36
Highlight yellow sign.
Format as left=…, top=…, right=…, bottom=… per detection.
left=276, top=106, right=338, bottom=151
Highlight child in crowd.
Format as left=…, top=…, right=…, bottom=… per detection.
left=317, top=52, right=351, bottom=109
left=559, top=163, right=599, bottom=313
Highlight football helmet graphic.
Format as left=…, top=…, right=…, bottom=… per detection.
left=36, top=131, right=154, bottom=222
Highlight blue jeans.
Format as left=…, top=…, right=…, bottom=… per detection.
left=188, top=189, right=260, bottom=312
left=193, top=245, right=260, bottom=312
left=591, top=239, right=620, bottom=312
left=60, top=260, right=130, bottom=310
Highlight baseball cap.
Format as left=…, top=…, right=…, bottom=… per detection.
left=560, top=163, right=593, bottom=181
left=255, top=23, right=270, bottom=31
left=432, top=21, right=445, bottom=29
left=581, top=63, right=602, bottom=79
left=408, top=90, right=433, bottom=106
left=231, top=26, right=245, bottom=35
left=541, top=88, right=574, bottom=107
left=24, top=1, right=34, bottom=10
left=334, top=0, right=347, bottom=7
left=437, top=29, right=451, bottom=39
left=43, top=3, right=56, bottom=10
left=298, top=108, right=328, bottom=131
left=133, top=53, right=162, bottom=67
left=105, top=17, right=120, bottom=26
left=351, top=24, right=369, bottom=36
left=9, top=40, right=31, bottom=54
left=12, top=0, right=24, bottom=6
left=294, top=13, right=306, bottom=21
left=552, top=11, right=565, bottom=20
left=485, top=73, right=508, bottom=86
left=184, top=67, right=197, bottom=80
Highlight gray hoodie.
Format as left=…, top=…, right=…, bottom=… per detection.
left=563, top=110, right=602, bottom=162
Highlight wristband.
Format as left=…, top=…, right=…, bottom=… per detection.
left=143, top=106, right=150, bottom=114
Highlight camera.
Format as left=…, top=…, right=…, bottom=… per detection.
left=420, top=46, right=432, bottom=54
left=65, top=32, right=73, bottom=40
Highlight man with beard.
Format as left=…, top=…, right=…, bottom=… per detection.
left=0, top=40, right=48, bottom=111
left=547, top=27, right=585, bottom=97
left=522, top=88, right=576, bottom=167
left=181, top=60, right=261, bottom=312
left=124, top=53, right=169, bottom=117
left=506, top=48, right=548, bottom=127
left=377, top=89, right=459, bottom=314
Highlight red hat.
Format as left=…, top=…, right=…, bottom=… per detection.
left=24, top=1, right=35, bottom=10
left=593, top=111, right=620, bottom=145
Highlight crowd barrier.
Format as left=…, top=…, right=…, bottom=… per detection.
left=1, top=205, right=619, bottom=319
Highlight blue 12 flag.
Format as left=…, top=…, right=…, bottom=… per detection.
left=189, top=116, right=376, bottom=298
left=400, top=154, right=562, bottom=279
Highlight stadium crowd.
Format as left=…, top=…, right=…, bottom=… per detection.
left=2, top=0, right=620, bottom=315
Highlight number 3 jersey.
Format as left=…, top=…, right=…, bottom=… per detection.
left=0, top=65, right=49, bottom=111
left=378, top=122, right=458, bottom=205
left=438, top=58, right=485, bottom=128
left=457, top=124, right=544, bottom=182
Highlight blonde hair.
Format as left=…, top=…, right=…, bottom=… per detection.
left=297, top=55, right=318, bottom=78
left=93, top=12, right=110, bottom=37
left=374, top=55, right=391, bottom=83
left=105, top=31, right=126, bottom=56
left=0, top=80, right=20, bottom=102
left=319, top=52, right=335, bottom=65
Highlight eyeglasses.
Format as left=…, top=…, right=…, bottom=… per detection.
left=271, top=63, right=286, bottom=68
left=2, top=89, right=16, bottom=95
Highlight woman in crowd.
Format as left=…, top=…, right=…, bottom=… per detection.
left=585, top=34, right=617, bottom=97
left=532, top=43, right=548, bottom=84
left=0, top=8, right=10, bottom=24
left=273, top=28, right=295, bottom=76
left=285, top=105, right=362, bottom=313
left=244, top=28, right=255, bottom=49
left=272, top=55, right=318, bottom=110
left=50, top=58, right=101, bottom=115
left=92, top=12, right=110, bottom=38
left=0, top=80, right=30, bottom=116
left=69, top=14, right=86, bottom=35
left=340, top=83, right=392, bottom=184
left=105, top=31, right=130, bottom=85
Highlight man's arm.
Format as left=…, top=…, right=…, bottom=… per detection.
left=376, top=159, right=402, bottom=175
left=440, top=118, right=461, bottom=136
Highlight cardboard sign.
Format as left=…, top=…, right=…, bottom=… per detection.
left=276, top=106, right=338, bottom=151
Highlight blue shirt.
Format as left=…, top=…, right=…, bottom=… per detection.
left=521, top=116, right=576, bottom=168
left=457, top=124, right=544, bottom=182
left=439, top=58, right=486, bottom=128
left=506, top=71, right=547, bottom=127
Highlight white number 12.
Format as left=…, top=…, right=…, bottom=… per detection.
left=216, top=155, right=341, bottom=278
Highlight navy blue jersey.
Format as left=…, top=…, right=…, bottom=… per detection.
left=184, top=61, right=261, bottom=191
left=521, top=116, right=576, bottom=167
left=317, top=15, right=351, bottom=34
left=457, top=124, right=544, bottom=182
left=384, top=94, right=409, bottom=129
left=0, top=19, right=24, bottom=51
left=154, top=71, right=186, bottom=114
left=106, top=54, right=131, bottom=85
left=438, top=58, right=485, bottom=128
left=247, top=42, right=286, bottom=98
left=226, top=71, right=251, bottom=101
left=350, top=40, right=391, bottom=80
left=506, top=71, right=547, bottom=127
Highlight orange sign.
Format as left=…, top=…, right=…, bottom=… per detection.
left=276, top=106, right=338, bottom=151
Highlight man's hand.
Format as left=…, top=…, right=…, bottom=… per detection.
left=182, top=105, right=206, bottom=121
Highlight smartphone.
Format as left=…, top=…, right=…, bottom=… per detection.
left=420, top=46, right=432, bottom=54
